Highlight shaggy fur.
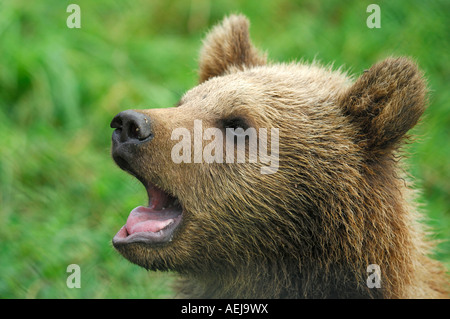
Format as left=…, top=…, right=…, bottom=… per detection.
left=112, top=14, right=449, bottom=298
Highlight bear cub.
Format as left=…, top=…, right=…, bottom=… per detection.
left=110, top=14, right=449, bottom=298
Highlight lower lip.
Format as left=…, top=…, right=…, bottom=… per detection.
left=112, top=215, right=183, bottom=246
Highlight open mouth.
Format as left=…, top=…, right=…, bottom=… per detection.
left=112, top=184, right=183, bottom=246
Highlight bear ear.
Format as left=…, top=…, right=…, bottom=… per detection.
left=198, top=14, right=267, bottom=83
left=338, top=57, right=428, bottom=154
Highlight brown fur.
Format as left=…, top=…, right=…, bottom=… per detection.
left=112, top=15, right=449, bottom=298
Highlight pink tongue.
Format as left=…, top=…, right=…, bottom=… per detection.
left=126, top=206, right=175, bottom=234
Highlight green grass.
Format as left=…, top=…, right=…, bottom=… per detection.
left=0, top=0, right=448, bottom=298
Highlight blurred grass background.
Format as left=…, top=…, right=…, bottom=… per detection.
left=0, top=0, right=448, bottom=298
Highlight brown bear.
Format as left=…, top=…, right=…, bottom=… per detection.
left=110, top=14, right=449, bottom=298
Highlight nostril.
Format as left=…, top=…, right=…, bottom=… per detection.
left=128, top=121, right=142, bottom=140
left=110, top=115, right=123, bottom=130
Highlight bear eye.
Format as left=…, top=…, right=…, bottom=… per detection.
left=222, top=117, right=249, bottom=131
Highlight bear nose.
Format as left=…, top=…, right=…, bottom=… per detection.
left=110, top=110, right=153, bottom=143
